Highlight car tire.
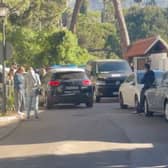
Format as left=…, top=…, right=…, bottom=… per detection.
left=86, top=101, right=93, bottom=108
left=164, top=101, right=168, bottom=121
left=135, top=96, right=140, bottom=113
left=95, top=96, right=101, bottom=103
left=119, top=93, right=128, bottom=109
left=144, top=98, right=152, bottom=117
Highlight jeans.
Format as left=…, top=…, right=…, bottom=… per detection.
left=27, top=94, right=39, bottom=118
left=14, top=89, right=25, bottom=113
left=139, top=87, right=147, bottom=112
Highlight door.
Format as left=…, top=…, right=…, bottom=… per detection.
left=122, top=74, right=135, bottom=106
left=154, top=73, right=168, bottom=112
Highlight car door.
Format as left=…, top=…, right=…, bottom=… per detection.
left=154, top=73, right=168, bottom=112
left=145, top=86, right=158, bottom=111
left=122, top=74, right=135, bottom=106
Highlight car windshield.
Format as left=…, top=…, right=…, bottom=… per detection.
left=137, top=71, right=164, bottom=84
left=97, top=61, right=131, bottom=73
left=51, top=71, right=87, bottom=80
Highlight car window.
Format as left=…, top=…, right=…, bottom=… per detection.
left=155, top=72, right=164, bottom=85
left=161, top=72, right=168, bottom=85
left=137, top=72, right=145, bottom=84
left=97, top=61, right=131, bottom=73
left=51, top=72, right=87, bottom=80
left=137, top=71, right=164, bottom=85
left=125, top=74, right=134, bottom=83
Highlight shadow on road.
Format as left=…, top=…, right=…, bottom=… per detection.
left=0, top=101, right=168, bottom=167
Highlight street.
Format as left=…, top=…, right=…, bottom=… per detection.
left=0, top=100, right=168, bottom=168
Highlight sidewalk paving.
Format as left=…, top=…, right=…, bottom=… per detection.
left=0, top=115, right=21, bottom=140
left=0, top=110, right=44, bottom=140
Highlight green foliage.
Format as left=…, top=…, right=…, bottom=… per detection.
left=10, top=28, right=93, bottom=67
left=125, top=6, right=168, bottom=42
left=44, top=29, right=93, bottom=65
left=8, top=0, right=66, bottom=30
left=7, top=26, right=40, bottom=66
left=77, top=12, right=121, bottom=58
left=80, top=0, right=89, bottom=15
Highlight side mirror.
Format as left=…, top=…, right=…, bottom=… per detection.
left=151, top=83, right=157, bottom=88
left=130, top=81, right=135, bottom=85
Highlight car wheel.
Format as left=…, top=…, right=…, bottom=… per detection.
left=164, top=101, right=168, bottom=121
left=95, top=96, right=101, bottom=103
left=119, top=93, right=128, bottom=109
left=144, top=98, right=152, bottom=117
left=86, top=101, right=93, bottom=108
left=135, top=96, right=140, bottom=113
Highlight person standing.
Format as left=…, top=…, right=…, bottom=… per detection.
left=25, top=67, right=41, bottom=119
left=14, top=66, right=25, bottom=116
left=139, top=63, right=155, bottom=113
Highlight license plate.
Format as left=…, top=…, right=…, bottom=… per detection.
left=65, top=86, right=79, bottom=90
left=64, top=90, right=79, bottom=94
left=113, top=92, right=118, bottom=95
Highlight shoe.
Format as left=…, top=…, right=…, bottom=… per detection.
left=27, top=116, right=30, bottom=120
left=35, top=116, right=39, bottom=119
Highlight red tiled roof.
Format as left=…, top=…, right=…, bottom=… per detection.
left=124, top=36, right=158, bottom=59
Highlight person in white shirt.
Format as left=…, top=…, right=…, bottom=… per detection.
left=25, top=67, right=41, bottom=119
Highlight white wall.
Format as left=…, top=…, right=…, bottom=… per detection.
left=150, top=53, right=168, bottom=71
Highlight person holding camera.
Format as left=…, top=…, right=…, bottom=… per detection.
left=25, top=67, right=41, bottom=119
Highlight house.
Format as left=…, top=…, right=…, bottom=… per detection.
left=124, top=36, right=168, bottom=70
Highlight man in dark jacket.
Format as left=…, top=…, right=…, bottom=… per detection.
left=139, top=63, right=155, bottom=113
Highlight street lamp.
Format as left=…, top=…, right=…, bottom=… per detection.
left=0, top=1, right=9, bottom=114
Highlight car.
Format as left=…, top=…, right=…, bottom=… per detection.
left=144, top=71, right=168, bottom=120
left=85, top=59, right=132, bottom=102
left=119, top=70, right=164, bottom=111
left=40, top=66, right=94, bottom=109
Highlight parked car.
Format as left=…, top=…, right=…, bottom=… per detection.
left=40, top=66, right=94, bottom=109
left=119, top=70, right=164, bottom=111
left=144, top=71, right=168, bottom=120
left=85, top=59, right=132, bottom=102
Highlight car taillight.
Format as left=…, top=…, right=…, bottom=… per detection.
left=82, top=80, right=92, bottom=86
left=48, top=80, right=61, bottom=87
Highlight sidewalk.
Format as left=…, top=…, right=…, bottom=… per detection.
left=0, top=114, right=21, bottom=140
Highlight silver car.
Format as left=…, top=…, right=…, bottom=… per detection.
left=144, top=71, right=168, bottom=120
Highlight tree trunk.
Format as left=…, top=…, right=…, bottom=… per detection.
left=70, top=0, right=83, bottom=33
left=112, top=0, right=130, bottom=58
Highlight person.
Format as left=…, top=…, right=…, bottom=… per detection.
left=25, top=67, right=41, bottom=119
left=14, top=66, right=25, bottom=116
left=39, top=68, right=46, bottom=82
left=11, top=62, right=18, bottom=74
left=139, top=63, right=155, bottom=113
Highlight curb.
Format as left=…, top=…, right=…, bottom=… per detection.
left=0, top=115, right=21, bottom=140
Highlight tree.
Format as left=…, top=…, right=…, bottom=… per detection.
left=70, top=0, right=83, bottom=33
left=146, top=0, right=156, bottom=6
left=125, top=6, right=168, bottom=42
left=80, top=0, right=89, bottom=15
left=77, top=11, right=121, bottom=58
left=101, top=0, right=115, bottom=23
left=8, top=0, right=66, bottom=30
left=111, top=0, right=130, bottom=57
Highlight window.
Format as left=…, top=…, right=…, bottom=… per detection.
left=97, top=61, right=131, bottom=73
left=162, top=73, right=168, bottom=85
left=51, top=72, right=87, bottom=80
left=125, top=74, right=134, bottom=83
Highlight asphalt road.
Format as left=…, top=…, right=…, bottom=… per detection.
left=0, top=99, right=168, bottom=168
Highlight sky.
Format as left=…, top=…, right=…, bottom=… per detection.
left=67, top=0, right=168, bottom=10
